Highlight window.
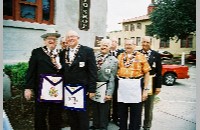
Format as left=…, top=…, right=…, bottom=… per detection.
left=131, top=37, right=135, bottom=43
left=160, top=39, right=170, bottom=48
left=181, top=36, right=193, bottom=48
left=3, top=0, right=54, bottom=24
left=124, top=25, right=129, bottom=31
left=136, top=23, right=141, bottom=29
left=136, top=37, right=141, bottom=46
left=130, top=24, right=135, bottom=31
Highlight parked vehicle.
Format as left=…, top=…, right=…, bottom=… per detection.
left=162, top=64, right=190, bottom=86
left=186, top=51, right=196, bottom=63
left=158, top=50, right=173, bottom=60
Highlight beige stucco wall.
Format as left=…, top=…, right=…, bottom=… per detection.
left=107, top=19, right=196, bottom=56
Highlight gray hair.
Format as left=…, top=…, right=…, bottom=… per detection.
left=141, top=36, right=152, bottom=43
left=125, top=38, right=135, bottom=45
left=100, top=39, right=112, bottom=47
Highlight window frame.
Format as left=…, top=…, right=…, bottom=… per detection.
left=160, top=39, right=170, bottom=48
left=180, top=36, right=193, bottom=48
left=136, top=37, right=141, bottom=46
left=3, top=0, right=54, bottom=25
left=124, top=25, right=129, bottom=31
left=130, top=24, right=135, bottom=31
left=136, top=23, right=141, bottom=29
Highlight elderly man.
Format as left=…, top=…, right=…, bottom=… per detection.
left=139, top=36, right=162, bottom=130
left=24, top=28, right=63, bottom=130
left=90, top=39, right=118, bottom=130
left=60, top=36, right=69, bottom=50
left=117, top=39, right=151, bottom=130
left=109, top=38, right=124, bottom=125
left=61, top=30, right=97, bottom=130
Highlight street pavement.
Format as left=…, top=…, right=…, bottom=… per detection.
left=62, top=64, right=196, bottom=130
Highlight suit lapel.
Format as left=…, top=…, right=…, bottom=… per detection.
left=40, top=47, right=56, bottom=68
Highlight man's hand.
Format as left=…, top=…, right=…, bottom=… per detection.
left=89, top=93, right=96, bottom=99
left=105, top=95, right=112, bottom=101
left=142, top=90, right=148, bottom=101
left=155, top=88, right=161, bottom=95
left=24, top=89, right=32, bottom=100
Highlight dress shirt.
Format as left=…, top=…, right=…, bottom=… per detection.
left=117, top=52, right=151, bottom=78
left=69, top=45, right=78, bottom=62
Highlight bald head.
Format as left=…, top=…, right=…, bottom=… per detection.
left=141, top=36, right=152, bottom=51
left=66, top=30, right=79, bottom=38
left=65, top=30, right=79, bottom=48
left=142, top=36, right=151, bottom=43
left=110, top=37, right=118, bottom=51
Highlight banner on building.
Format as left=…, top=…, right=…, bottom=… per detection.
left=79, top=0, right=90, bottom=31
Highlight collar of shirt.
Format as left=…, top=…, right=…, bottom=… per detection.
left=47, top=48, right=57, bottom=55
left=69, top=45, right=78, bottom=52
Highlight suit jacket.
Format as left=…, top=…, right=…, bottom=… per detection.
left=110, top=49, right=124, bottom=58
left=61, top=45, right=97, bottom=93
left=140, top=49, right=162, bottom=92
left=25, top=47, right=62, bottom=96
left=95, top=53, right=118, bottom=96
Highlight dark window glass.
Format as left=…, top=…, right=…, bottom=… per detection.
left=20, top=5, right=36, bottom=19
left=160, top=39, right=169, bottom=48
left=3, top=0, right=54, bottom=24
left=181, top=36, right=193, bottom=48
left=136, top=37, right=141, bottom=46
left=3, top=0, right=13, bottom=16
left=137, top=23, right=141, bottom=29
left=21, top=0, right=36, bottom=3
left=130, top=24, right=135, bottom=31
left=43, top=0, right=50, bottom=21
left=124, top=25, right=129, bottom=31
left=188, top=38, right=193, bottom=48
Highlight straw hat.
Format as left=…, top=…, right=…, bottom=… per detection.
left=41, top=28, right=61, bottom=38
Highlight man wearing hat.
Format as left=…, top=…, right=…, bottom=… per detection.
left=24, top=28, right=63, bottom=130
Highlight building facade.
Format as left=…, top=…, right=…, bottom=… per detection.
left=107, top=3, right=196, bottom=56
left=3, top=0, right=107, bottom=64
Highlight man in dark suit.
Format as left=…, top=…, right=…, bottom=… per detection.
left=140, top=36, right=162, bottom=130
left=109, top=38, right=124, bottom=126
left=24, top=28, right=63, bottom=130
left=61, top=30, right=97, bottom=130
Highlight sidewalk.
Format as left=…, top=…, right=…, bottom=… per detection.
left=62, top=97, right=196, bottom=130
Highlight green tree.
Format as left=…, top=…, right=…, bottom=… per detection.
left=147, top=0, right=196, bottom=41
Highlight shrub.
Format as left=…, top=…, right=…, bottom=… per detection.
left=4, top=62, right=28, bottom=89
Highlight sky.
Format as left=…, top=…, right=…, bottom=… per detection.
left=106, top=0, right=152, bottom=32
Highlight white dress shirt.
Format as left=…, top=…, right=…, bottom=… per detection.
left=69, top=45, right=78, bottom=62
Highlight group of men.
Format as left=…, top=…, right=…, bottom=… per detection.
left=24, top=28, right=162, bottom=130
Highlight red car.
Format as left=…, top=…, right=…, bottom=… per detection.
left=162, top=64, right=190, bottom=86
